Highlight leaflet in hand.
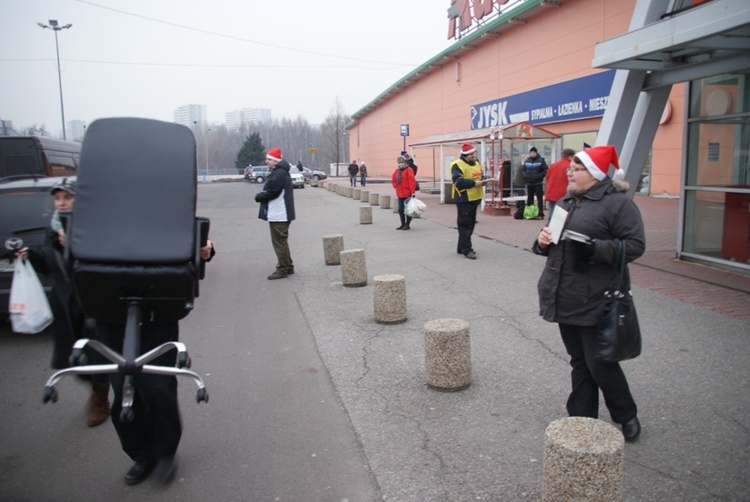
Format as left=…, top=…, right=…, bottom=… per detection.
left=561, top=229, right=591, bottom=243
left=548, top=206, right=568, bottom=244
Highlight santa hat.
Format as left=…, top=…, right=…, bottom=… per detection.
left=576, top=145, right=624, bottom=181
left=266, top=147, right=282, bottom=162
left=461, top=142, right=476, bottom=155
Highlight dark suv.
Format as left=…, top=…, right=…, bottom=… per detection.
left=0, top=176, right=61, bottom=316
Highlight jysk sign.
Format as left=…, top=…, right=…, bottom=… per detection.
left=470, top=70, right=616, bottom=130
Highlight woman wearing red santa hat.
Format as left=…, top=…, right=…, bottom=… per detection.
left=533, top=145, right=646, bottom=442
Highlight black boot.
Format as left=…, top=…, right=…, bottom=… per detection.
left=403, top=217, right=412, bottom=230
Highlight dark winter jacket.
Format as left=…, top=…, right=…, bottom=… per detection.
left=533, top=178, right=645, bottom=326
left=27, top=225, right=90, bottom=369
left=255, top=159, right=295, bottom=222
left=522, top=154, right=548, bottom=185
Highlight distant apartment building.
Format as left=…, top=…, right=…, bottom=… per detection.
left=174, top=104, right=207, bottom=129
left=225, top=108, right=272, bottom=130
left=68, top=120, right=87, bottom=142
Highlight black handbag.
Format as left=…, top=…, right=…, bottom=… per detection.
left=595, top=240, right=642, bottom=363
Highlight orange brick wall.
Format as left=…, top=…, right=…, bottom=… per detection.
left=349, top=0, right=683, bottom=196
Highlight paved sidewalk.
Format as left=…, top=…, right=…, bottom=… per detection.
left=291, top=181, right=750, bottom=501
left=327, top=177, right=750, bottom=324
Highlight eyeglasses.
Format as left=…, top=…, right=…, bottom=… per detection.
left=567, top=166, right=588, bottom=173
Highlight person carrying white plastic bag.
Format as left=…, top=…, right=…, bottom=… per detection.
left=9, top=258, right=54, bottom=334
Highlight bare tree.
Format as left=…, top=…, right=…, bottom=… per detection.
left=321, top=97, right=350, bottom=175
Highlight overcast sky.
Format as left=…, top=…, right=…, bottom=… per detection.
left=1, top=0, right=457, bottom=134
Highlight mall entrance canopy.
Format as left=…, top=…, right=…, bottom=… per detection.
left=410, top=122, right=560, bottom=205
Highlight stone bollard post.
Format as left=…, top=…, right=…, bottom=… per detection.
left=353, top=188, right=361, bottom=200
left=392, top=197, right=399, bottom=213
left=345, top=186, right=353, bottom=198
left=359, top=206, right=373, bottom=224
left=340, top=249, right=367, bottom=287
left=423, top=319, right=471, bottom=391
left=323, top=234, right=344, bottom=266
left=373, top=274, right=407, bottom=324
left=380, top=194, right=391, bottom=209
left=310, top=179, right=318, bottom=187
left=369, top=193, right=380, bottom=206
left=360, top=189, right=370, bottom=202
left=543, top=417, right=624, bottom=502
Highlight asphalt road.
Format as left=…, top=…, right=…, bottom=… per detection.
left=0, top=181, right=381, bottom=502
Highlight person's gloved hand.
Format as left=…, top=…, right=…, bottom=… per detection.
left=572, top=238, right=595, bottom=272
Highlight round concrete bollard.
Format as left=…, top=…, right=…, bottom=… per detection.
left=340, top=248, right=367, bottom=287
left=360, top=189, right=369, bottom=202
left=369, top=193, right=379, bottom=206
left=359, top=205, right=373, bottom=224
left=310, top=179, right=318, bottom=187
left=392, top=197, right=399, bottom=213
left=423, top=319, right=471, bottom=391
left=353, top=188, right=361, bottom=200
left=380, top=194, right=391, bottom=209
left=373, top=274, right=407, bottom=324
left=543, top=417, right=624, bottom=502
left=345, top=186, right=353, bottom=198
left=323, top=234, right=344, bottom=266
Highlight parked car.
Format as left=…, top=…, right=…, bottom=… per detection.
left=0, top=136, right=79, bottom=179
left=0, top=176, right=63, bottom=317
left=290, top=166, right=305, bottom=189
left=245, top=165, right=270, bottom=183
left=301, top=167, right=327, bottom=180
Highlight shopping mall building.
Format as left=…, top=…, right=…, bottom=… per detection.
left=346, top=0, right=749, bottom=273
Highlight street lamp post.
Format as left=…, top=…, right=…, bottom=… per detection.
left=38, top=19, right=72, bottom=140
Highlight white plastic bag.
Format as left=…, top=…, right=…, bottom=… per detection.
left=405, top=196, right=427, bottom=218
left=9, top=259, right=54, bottom=334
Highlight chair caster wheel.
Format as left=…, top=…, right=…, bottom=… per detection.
left=120, top=407, right=135, bottom=422
left=196, top=388, right=209, bottom=403
left=69, top=349, right=87, bottom=366
left=43, top=386, right=58, bottom=404
left=177, top=352, right=191, bottom=369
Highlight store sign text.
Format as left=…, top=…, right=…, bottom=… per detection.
left=470, top=70, right=616, bottom=129
left=447, top=0, right=513, bottom=39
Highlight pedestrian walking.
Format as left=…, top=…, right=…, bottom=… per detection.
left=359, top=161, right=368, bottom=187
left=348, top=160, right=359, bottom=187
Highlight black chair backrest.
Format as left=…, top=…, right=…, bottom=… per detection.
left=69, top=118, right=198, bottom=324
left=71, top=117, right=196, bottom=264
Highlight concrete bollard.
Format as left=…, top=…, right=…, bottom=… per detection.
left=340, top=249, right=367, bottom=287
left=373, top=274, right=407, bottom=324
left=392, top=197, right=399, bottom=213
left=423, top=319, right=471, bottom=391
left=359, top=205, right=373, bottom=224
left=353, top=188, right=361, bottom=200
left=310, top=179, right=318, bottom=187
left=323, top=234, right=344, bottom=265
left=380, top=194, right=391, bottom=209
left=543, top=417, right=624, bottom=501
left=345, top=186, right=353, bottom=198
left=369, top=193, right=379, bottom=206
left=360, top=189, right=369, bottom=202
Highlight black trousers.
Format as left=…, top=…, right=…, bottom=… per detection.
left=397, top=197, right=412, bottom=227
left=97, top=322, right=182, bottom=465
left=559, top=323, right=637, bottom=424
left=526, top=183, right=545, bottom=214
left=456, top=201, right=479, bottom=255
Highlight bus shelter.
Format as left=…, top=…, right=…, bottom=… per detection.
left=410, top=122, right=560, bottom=214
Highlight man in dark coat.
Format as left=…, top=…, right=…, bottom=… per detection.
left=347, top=160, right=359, bottom=187
left=522, top=146, right=548, bottom=219
left=255, top=147, right=296, bottom=280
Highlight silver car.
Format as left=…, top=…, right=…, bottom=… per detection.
left=290, top=167, right=305, bottom=189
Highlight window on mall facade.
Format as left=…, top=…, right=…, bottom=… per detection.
left=682, top=74, right=750, bottom=270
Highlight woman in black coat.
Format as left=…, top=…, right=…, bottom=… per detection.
left=18, top=179, right=111, bottom=427
left=533, top=146, right=645, bottom=442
